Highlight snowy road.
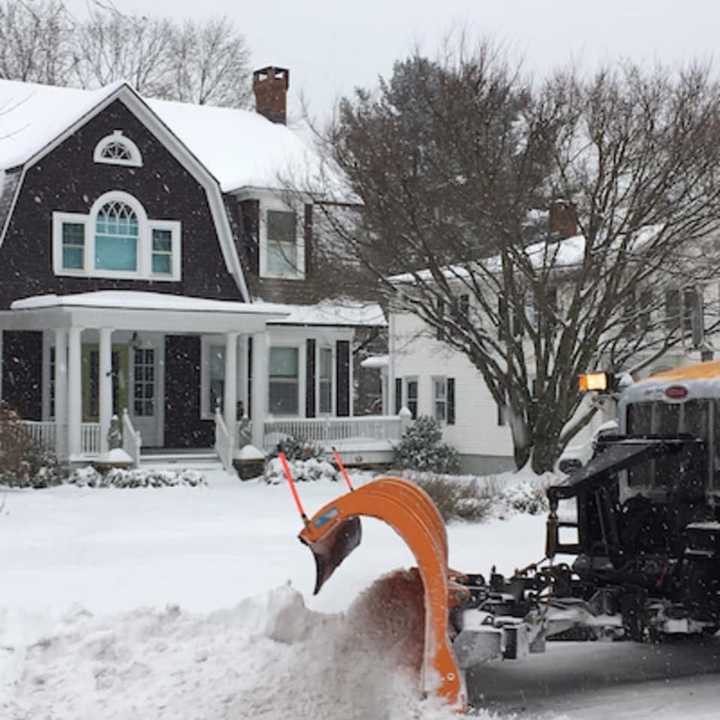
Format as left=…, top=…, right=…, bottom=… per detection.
left=470, top=638, right=720, bottom=719
left=1, top=472, right=720, bottom=718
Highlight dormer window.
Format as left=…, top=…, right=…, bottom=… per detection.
left=259, top=199, right=305, bottom=280
left=93, top=131, right=143, bottom=167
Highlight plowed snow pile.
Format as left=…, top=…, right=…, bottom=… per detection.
left=1, top=572, right=488, bottom=720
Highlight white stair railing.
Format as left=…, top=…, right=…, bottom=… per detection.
left=214, top=408, right=234, bottom=472
left=122, top=410, right=142, bottom=468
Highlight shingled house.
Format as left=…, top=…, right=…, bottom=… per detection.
left=0, top=67, right=392, bottom=468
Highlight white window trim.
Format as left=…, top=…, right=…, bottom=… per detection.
left=432, top=376, right=448, bottom=424
left=93, top=130, right=143, bottom=167
left=52, top=191, right=181, bottom=281
left=52, top=211, right=90, bottom=276
left=317, top=344, right=335, bottom=416
left=404, top=375, right=419, bottom=418
left=268, top=343, right=304, bottom=418
left=259, top=198, right=305, bottom=281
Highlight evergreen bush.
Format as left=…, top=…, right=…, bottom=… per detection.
left=393, top=416, right=460, bottom=474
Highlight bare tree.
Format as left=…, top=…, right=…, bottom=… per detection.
left=311, top=45, right=720, bottom=472
left=0, top=0, right=73, bottom=85
left=70, top=3, right=174, bottom=96
left=169, top=16, right=252, bottom=107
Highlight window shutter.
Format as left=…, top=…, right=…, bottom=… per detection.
left=436, top=298, right=446, bottom=340
left=304, top=204, right=313, bottom=277
left=306, top=339, right=316, bottom=418
left=239, top=199, right=260, bottom=275
left=447, top=378, right=455, bottom=425
left=395, top=378, right=402, bottom=414
left=335, top=340, right=350, bottom=417
left=246, top=336, right=253, bottom=419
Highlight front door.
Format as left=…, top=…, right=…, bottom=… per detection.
left=131, top=347, right=159, bottom=447
left=82, top=345, right=128, bottom=421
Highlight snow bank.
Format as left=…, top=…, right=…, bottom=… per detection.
left=0, top=579, right=493, bottom=720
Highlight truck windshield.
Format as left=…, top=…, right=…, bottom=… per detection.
left=625, top=399, right=709, bottom=487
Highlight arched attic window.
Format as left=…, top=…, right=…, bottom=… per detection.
left=93, top=130, right=143, bottom=167
left=95, top=199, right=139, bottom=271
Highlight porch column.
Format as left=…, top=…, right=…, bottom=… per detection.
left=223, top=331, right=239, bottom=448
left=99, top=327, right=113, bottom=454
left=54, top=328, right=68, bottom=459
left=67, top=326, right=82, bottom=457
left=251, top=331, right=268, bottom=449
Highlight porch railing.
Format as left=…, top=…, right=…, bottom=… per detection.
left=214, top=409, right=234, bottom=472
left=81, top=423, right=101, bottom=456
left=121, top=410, right=141, bottom=467
left=262, top=415, right=405, bottom=452
left=20, top=420, right=57, bottom=451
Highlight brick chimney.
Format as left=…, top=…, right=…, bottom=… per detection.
left=549, top=200, right=577, bottom=238
left=253, top=66, right=289, bottom=125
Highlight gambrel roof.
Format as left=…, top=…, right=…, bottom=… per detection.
left=0, top=79, right=321, bottom=192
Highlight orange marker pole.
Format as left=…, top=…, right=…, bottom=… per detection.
left=332, top=446, right=354, bottom=492
left=279, top=452, right=308, bottom=524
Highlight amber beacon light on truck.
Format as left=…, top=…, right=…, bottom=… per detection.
left=578, top=371, right=615, bottom=393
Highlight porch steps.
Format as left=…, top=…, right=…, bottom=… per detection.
left=139, top=451, right=223, bottom=472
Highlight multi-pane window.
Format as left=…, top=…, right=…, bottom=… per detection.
left=152, top=229, right=173, bottom=275
left=101, top=141, right=133, bottom=162
left=319, top=347, right=333, bottom=414
left=95, top=201, right=139, bottom=271
left=266, top=210, right=298, bottom=275
left=269, top=347, right=299, bottom=415
left=432, top=377, right=447, bottom=422
left=405, top=378, right=418, bottom=420
left=133, top=348, right=155, bottom=417
left=62, top=223, right=85, bottom=270
left=208, top=345, right=225, bottom=414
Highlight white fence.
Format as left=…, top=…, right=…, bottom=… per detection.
left=262, top=415, right=404, bottom=451
left=81, top=423, right=101, bottom=456
left=20, top=420, right=56, bottom=451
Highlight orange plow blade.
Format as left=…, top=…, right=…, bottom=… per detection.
left=298, top=477, right=465, bottom=710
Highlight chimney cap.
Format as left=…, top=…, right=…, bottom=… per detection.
left=253, top=66, right=290, bottom=90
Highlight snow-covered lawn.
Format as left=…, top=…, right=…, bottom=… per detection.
left=1, top=469, right=719, bottom=719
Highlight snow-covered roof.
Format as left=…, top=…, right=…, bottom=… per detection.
left=259, top=299, right=386, bottom=327
left=360, top=354, right=389, bottom=369
left=388, top=234, right=587, bottom=284
left=11, top=291, right=289, bottom=316
left=0, top=79, right=323, bottom=192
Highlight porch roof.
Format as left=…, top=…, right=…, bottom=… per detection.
left=2, top=291, right=289, bottom=333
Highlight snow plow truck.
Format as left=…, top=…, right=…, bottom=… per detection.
left=286, top=360, right=720, bottom=711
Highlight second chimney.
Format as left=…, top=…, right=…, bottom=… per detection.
left=253, top=66, right=289, bottom=125
left=549, top=200, right=577, bottom=239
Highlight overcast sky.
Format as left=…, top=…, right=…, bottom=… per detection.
left=65, top=0, right=715, bottom=121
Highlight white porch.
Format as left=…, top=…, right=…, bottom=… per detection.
left=1, top=292, right=285, bottom=466
left=1, top=291, right=401, bottom=470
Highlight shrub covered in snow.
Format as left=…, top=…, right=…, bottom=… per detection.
left=69, top=466, right=206, bottom=488
left=269, top=435, right=324, bottom=462
left=393, top=416, right=460, bottom=474
left=412, top=475, right=494, bottom=522
left=264, top=456, right=339, bottom=484
left=500, top=479, right=549, bottom=515
left=0, top=407, right=63, bottom=488
left=407, top=470, right=552, bottom=522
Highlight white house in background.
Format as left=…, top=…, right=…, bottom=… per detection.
left=383, top=214, right=716, bottom=475
left=0, top=68, right=396, bottom=470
